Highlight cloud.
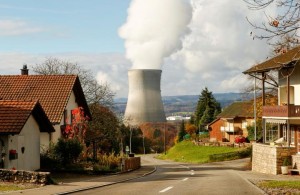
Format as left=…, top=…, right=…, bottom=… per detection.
left=0, top=52, right=131, bottom=97
left=0, top=19, right=44, bottom=36
left=119, top=0, right=192, bottom=69
left=160, top=0, right=272, bottom=95
left=0, top=0, right=275, bottom=99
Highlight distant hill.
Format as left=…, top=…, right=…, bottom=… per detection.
left=114, top=93, right=251, bottom=117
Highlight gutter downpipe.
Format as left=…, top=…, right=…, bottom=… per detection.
left=262, top=72, right=266, bottom=143
left=287, top=74, right=290, bottom=147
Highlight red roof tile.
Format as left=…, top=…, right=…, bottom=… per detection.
left=0, top=75, right=91, bottom=123
left=0, top=100, right=54, bottom=134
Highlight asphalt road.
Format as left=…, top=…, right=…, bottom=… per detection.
left=71, top=155, right=264, bottom=195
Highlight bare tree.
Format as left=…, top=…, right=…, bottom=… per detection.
left=244, top=0, right=300, bottom=52
left=32, top=57, right=115, bottom=107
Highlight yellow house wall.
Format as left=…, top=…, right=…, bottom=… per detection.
left=279, top=63, right=300, bottom=105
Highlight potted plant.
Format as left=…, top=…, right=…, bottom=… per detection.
left=281, top=157, right=291, bottom=175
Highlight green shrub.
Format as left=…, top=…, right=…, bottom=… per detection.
left=283, top=157, right=292, bottom=166
left=40, top=154, right=61, bottom=170
left=54, top=138, right=83, bottom=165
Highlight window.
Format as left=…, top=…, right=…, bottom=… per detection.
left=291, top=126, right=295, bottom=145
left=283, top=125, right=287, bottom=141
left=266, top=123, right=279, bottom=142
left=63, top=109, right=68, bottom=125
left=71, top=109, right=74, bottom=124
left=242, top=120, right=247, bottom=129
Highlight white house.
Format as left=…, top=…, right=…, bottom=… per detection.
left=0, top=66, right=92, bottom=151
left=0, top=100, right=54, bottom=171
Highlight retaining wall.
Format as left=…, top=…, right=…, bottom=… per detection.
left=252, top=143, right=296, bottom=175
left=0, top=169, right=50, bottom=185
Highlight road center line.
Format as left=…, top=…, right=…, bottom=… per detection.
left=159, top=186, right=173, bottom=193
left=179, top=165, right=189, bottom=169
left=182, top=178, right=189, bottom=181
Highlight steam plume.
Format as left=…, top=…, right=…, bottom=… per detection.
left=119, top=0, right=192, bottom=69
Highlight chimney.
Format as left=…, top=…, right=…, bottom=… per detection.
left=21, top=64, right=29, bottom=75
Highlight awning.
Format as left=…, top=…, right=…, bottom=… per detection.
left=265, top=119, right=287, bottom=124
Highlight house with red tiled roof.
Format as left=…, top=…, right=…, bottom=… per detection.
left=0, top=66, right=91, bottom=151
left=208, top=101, right=254, bottom=142
left=0, top=100, right=54, bottom=170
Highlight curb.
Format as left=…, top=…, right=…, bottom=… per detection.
left=247, top=179, right=268, bottom=195
left=54, top=166, right=157, bottom=195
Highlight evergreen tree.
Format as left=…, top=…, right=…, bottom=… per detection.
left=194, top=87, right=221, bottom=131
left=178, top=120, right=186, bottom=142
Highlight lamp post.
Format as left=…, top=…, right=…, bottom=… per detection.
left=164, top=123, right=166, bottom=155
left=142, top=134, right=145, bottom=154
left=129, top=126, right=133, bottom=154
left=254, top=74, right=257, bottom=141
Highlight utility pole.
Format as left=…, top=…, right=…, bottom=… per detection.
left=129, top=126, right=132, bottom=154
left=164, top=123, right=166, bottom=155
left=254, top=74, right=257, bottom=141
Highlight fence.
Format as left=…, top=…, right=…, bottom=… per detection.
left=121, top=157, right=141, bottom=172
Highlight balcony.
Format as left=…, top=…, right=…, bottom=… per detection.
left=263, top=105, right=300, bottom=118
left=220, top=126, right=239, bottom=132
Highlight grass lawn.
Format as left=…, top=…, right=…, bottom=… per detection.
left=257, top=180, right=300, bottom=190
left=0, top=183, right=39, bottom=192
left=157, top=141, right=241, bottom=163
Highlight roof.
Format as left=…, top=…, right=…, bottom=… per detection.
left=0, top=100, right=54, bottom=134
left=0, top=75, right=91, bottom=123
left=217, top=101, right=254, bottom=119
left=243, top=46, right=300, bottom=74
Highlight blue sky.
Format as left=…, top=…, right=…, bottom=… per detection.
left=0, top=0, right=272, bottom=98
left=0, top=1, right=130, bottom=53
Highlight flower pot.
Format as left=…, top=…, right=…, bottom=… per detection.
left=281, top=166, right=289, bottom=175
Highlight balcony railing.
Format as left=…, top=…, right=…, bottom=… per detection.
left=263, top=105, right=300, bottom=118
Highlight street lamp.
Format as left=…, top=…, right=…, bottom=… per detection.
left=164, top=123, right=166, bottom=155
left=142, top=134, right=145, bottom=154
left=129, top=125, right=133, bottom=154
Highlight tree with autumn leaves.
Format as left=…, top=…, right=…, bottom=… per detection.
left=245, top=0, right=300, bottom=54
left=55, top=107, right=89, bottom=165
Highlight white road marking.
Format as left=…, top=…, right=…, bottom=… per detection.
left=179, top=165, right=190, bottom=169
left=159, top=186, right=173, bottom=193
left=182, top=178, right=189, bottom=181
left=191, top=170, right=195, bottom=175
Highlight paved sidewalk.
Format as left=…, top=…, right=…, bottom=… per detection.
left=3, top=166, right=156, bottom=195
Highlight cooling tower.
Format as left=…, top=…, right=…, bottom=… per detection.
left=124, top=69, right=166, bottom=126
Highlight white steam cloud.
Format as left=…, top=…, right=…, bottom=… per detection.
left=119, top=0, right=192, bottom=69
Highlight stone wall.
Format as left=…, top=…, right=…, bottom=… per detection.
left=252, top=143, right=297, bottom=175
left=0, top=169, right=50, bottom=185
